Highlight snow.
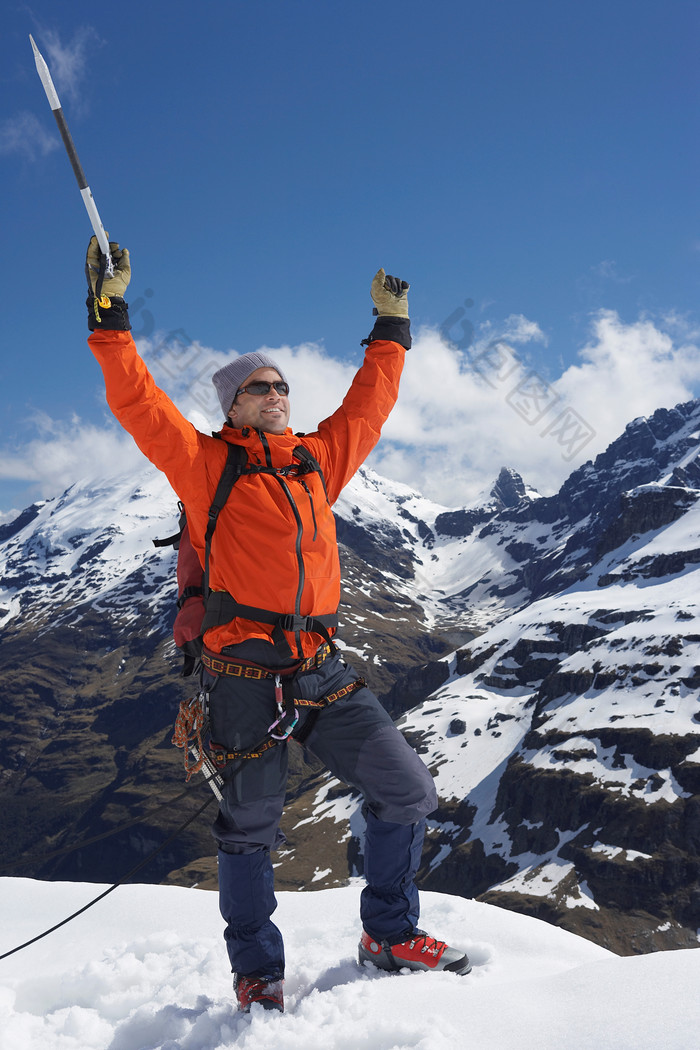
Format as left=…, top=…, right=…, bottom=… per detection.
left=397, top=686, right=530, bottom=803
left=524, top=737, right=691, bottom=804
left=1, top=879, right=699, bottom=1050
left=0, top=468, right=177, bottom=630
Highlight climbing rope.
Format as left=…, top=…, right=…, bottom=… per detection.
left=0, top=791, right=216, bottom=962
left=171, top=692, right=208, bottom=780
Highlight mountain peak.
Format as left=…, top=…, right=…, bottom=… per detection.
left=490, top=467, right=528, bottom=509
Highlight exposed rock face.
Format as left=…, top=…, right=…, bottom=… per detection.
left=2, top=400, right=700, bottom=956
left=491, top=466, right=529, bottom=509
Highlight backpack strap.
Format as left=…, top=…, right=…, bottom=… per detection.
left=203, top=443, right=248, bottom=599
left=153, top=502, right=187, bottom=550
left=177, top=584, right=204, bottom=609
left=153, top=529, right=182, bottom=548
left=292, top=445, right=329, bottom=503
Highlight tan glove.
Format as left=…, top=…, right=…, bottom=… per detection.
left=85, top=235, right=131, bottom=300
left=370, top=268, right=410, bottom=318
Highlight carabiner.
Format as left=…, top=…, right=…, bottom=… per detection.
left=268, top=674, right=299, bottom=740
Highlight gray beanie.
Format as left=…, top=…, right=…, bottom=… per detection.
left=211, top=352, right=288, bottom=417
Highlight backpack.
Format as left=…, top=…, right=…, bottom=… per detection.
left=154, top=440, right=335, bottom=676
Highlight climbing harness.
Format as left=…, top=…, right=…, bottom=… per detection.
left=207, top=676, right=367, bottom=769
left=171, top=636, right=364, bottom=777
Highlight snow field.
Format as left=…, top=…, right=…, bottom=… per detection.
left=1, top=879, right=699, bottom=1050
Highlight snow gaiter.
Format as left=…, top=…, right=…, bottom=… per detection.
left=360, top=809, right=425, bottom=943
left=217, top=847, right=285, bottom=979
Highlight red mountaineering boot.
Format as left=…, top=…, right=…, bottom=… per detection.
left=234, top=974, right=284, bottom=1013
left=358, top=929, right=472, bottom=975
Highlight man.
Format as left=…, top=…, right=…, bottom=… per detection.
left=85, top=237, right=470, bottom=1013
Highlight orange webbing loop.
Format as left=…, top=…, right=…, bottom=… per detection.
left=171, top=693, right=207, bottom=781
left=294, top=677, right=366, bottom=709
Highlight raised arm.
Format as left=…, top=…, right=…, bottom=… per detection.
left=85, top=237, right=221, bottom=505
left=302, top=268, right=411, bottom=504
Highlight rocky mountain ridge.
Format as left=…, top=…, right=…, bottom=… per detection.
left=1, top=399, right=699, bottom=955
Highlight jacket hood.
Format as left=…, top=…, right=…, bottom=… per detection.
left=218, top=424, right=302, bottom=467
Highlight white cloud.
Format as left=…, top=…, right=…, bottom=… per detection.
left=0, top=507, right=21, bottom=526
left=555, top=310, right=700, bottom=447
left=1, top=310, right=699, bottom=513
left=590, top=260, right=634, bottom=284
left=368, top=325, right=571, bottom=505
left=0, top=411, right=144, bottom=495
left=372, top=310, right=700, bottom=505
left=0, top=27, right=100, bottom=163
left=481, top=313, right=549, bottom=347
left=40, top=26, right=100, bottom=110
left=0, top=112, right=58, bottom=160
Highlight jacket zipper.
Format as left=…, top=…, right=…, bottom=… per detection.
left=301, top=480, right=318, bottom=541
left=258, top=432, right=308, bottom=655
left=278, top=476, right=305, bottom=655
left=258, top=430, right=274, bottom=468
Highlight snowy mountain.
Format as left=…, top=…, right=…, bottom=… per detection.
left=1, top=400, right=700, bottom=956
left=3, top=878, right=700, bottom=1050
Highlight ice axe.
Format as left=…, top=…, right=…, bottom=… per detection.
left=29, top=34, right=114, bottom=277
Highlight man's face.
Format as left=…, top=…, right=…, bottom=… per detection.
left=227, top=367, right=291, bottom=434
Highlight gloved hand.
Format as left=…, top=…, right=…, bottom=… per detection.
left=85, top=235, right=131, bottom=300
left=370, top=268, right=410, bottom=318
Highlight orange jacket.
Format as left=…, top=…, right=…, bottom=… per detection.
left=88, top=329, right=406, bottom=658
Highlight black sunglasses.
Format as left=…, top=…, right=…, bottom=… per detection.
left=237, top=380, right=290, bottom=397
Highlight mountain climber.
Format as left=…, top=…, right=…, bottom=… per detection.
left=85, top=237, right=471, bottom=1013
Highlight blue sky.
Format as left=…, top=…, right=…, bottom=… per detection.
left=1, top=0, right=698, bottom=513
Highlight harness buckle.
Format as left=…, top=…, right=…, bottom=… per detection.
left=278, top=613, right=314, bottom=633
